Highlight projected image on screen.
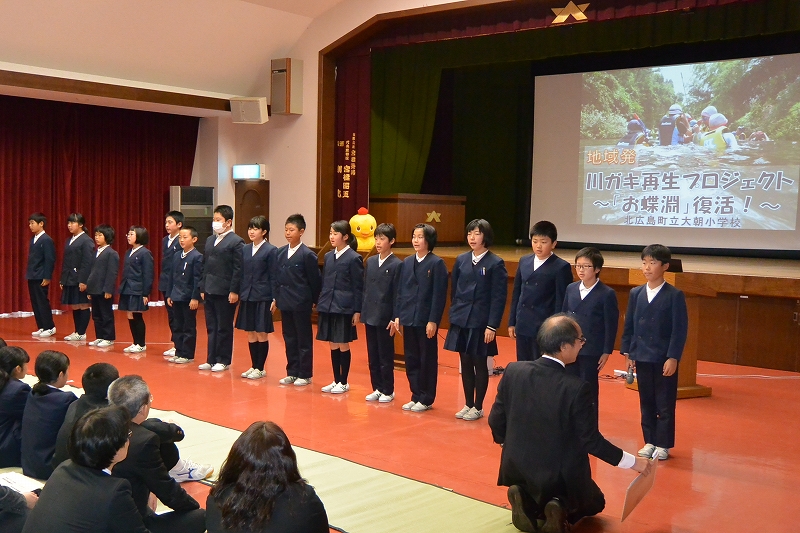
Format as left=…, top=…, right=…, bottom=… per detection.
left=578, top=55, right=800, bottom=230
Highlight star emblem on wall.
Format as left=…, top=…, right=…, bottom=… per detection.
left=551, top=1, right=589, bottom=24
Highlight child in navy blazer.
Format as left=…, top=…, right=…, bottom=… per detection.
left=621, top=244, right=688, bottom=461
left=21, top=350, right=77, bottom=480
left=118, top=226, right=154, bottom=354
left=60, top=213, right=95, bottom=342
left=508, top=220, right=573, bottom=361
left=86, top=225, right=119, bottom=348
left=362, top=223, right=402, bottom=403
left=236, top=216, right=278, bottom=380
left=159, top=210, right=184, bottom=358
left=166, top=226, right=203, bottom=364
left=26, top=213, right=57, bottom=337
left=317, top=220, right=364, bottom=394
left=445, top=219, right=508, bottom=422
left=274, top=214, right=322, bottom=387
left=562, top=247, right=619, bottom=423
left=391, top=224, right=448, bottom=412
left=0, top=346, right=31, bottom=468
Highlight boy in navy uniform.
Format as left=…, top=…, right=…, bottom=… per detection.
left=159, top=211, right=184, bottom=358
left=26, top=213, right=57, bottom=338
left=508, top=220, right=573, bottom=361
left=621, top=244, right=688, bottom=461
left=166, top=226, right=203, bottom=364
left=562, top=247, right=619, bottom=422
left=362, top=223, right=402, bottom=403
left=86, top=225, right=119, bottom=348
left=273, top=214, right=322, bottom=387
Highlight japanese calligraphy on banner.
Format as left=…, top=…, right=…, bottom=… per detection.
left=337, top=133, right=356, bottom=201
left=580, top=145, right=799, bottom=230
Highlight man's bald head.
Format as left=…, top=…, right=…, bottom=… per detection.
left=537, top=314, right=583, bottom=363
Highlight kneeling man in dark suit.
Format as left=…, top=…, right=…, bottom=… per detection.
left=488, top=314, right=651, bottom=533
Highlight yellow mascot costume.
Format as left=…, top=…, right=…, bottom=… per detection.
left=349, top=207, right=376, bottom=252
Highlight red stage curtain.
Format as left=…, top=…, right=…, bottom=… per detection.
left=0, top=95, right=198, bottom=313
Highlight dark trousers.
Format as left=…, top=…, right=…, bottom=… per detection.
left=515, top=478, right=606, bottom=526
left=403, top=326, right=438, bottom=406
left=636, top=361, right=679, bottom=449
left=161, top=290, right=176, bottom=341
left=515, top=334, right=541, bottom=361
left=204, top=294, right=237, bottom=365
left=90, top=294, right=115, bottom=340
left=280, top=306, right=314, bottom=379
left=145, top=508, right=206, bottom=533
left=28, top=279, right=55, bottom=330
left=366, top=324, right=395, bottom=395
left=172, top=301, right=197, bottom=360
left=566, top=354, right=600, bottom=424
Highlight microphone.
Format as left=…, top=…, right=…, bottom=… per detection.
left=626, top=366, right=635, bottom=384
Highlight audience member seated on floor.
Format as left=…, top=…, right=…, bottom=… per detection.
left=21, top=405, right=151, bottom=533
left=21, top=350, right=77, bottom=479
left=0, top=346, right=31, bottom=468
left=52, top=362, right=120, bottom=469
left=488, top=315, right=651, bottom=533
left=108, top=375, right=208, bottom=533
left=206, top=421, right=329, bottom=533
left=0, top=485, right=37, bottom=533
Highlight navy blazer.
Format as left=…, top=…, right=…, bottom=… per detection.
left=118, top=247, right=154, bottom=297
left=86, top=246, right=120, bottom=295
left=273, top=243, right=322, bottom=311
left=508, top=253, right=573, bottom=338
left=394, top=253, right=449, bottom=327
left=317, top=248, right=364, bottom=315
left=158, top=234, right=182, bottom=292
left=562, top=281, right=619, bottom=356
left=448, top=251, right=508, bottom=330
left=200, top=233, right=245, bottom=296
left=0, top=379, right=30, bottom=468
left=166, top=248, right=203, bottom=302
left=620, top=282, right=688, bottom=363
left=60, top=233, right=94, bottom=286
left=361, top=253, right=402, bottom=327
left=26, top=232, right=56, bottom=281
left=240, top=241, right=278, bottom=302
left=21, top=387, right=78, bottom=479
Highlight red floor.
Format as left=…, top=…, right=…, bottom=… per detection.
left=4, top=308, right=800, bottom=532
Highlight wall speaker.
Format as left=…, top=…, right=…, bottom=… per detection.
left=271, top=58, right=303, bottom=115
left=229, top=97, right=269, bottom=124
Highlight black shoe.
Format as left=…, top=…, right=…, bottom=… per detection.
left=541, top=499, right=569, bottom=533
left=508, top=485, right=537, bottom=532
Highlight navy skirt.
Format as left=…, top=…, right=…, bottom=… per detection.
left=118, top=294, right=148, bottom=312
left=316, top=312, right=357, bottom=343
left=235, top=301, right=275, bottom=333
left=61, top=285, right=90, bottom=305
left=444, top=325, right=498, bottom=359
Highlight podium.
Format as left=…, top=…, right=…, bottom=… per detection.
left=369, top=193, right=467, bottom=245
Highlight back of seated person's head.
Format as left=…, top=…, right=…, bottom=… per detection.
left=32, top=350, right=70, bottom=395
left=68, top=405, right=130, bottom=470
left=0, top=346, right=30, bottom=393
left=212, top=421, right=303, bottom=530
left=82, top=363, right=120, bottom=401
left=0, top=337, right=6, bottom=348
left=107, top=375, right=150, bottom=418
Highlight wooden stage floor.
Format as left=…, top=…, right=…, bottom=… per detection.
left=2, top=309, right=800, bottom=532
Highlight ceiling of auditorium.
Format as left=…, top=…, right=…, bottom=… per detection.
left=240, top=0, right=346, bottom=18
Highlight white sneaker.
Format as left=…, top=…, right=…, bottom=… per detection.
left=123, top=344, right=138, bottom=353
left=365, top=390, right=381, bottom=401
left=64, top=332, right=86, bottom=341
left=32, top=329, right=44, bottom=337
left=241, top=368, right=256, bottom=378
left=410, top=402, right=432, bottom=412
left=293, top=378, right=312, bottom=387
left=247, top=369, right=266, bottom=380
left=279, top=376, right=298, bottom=385
left=654, top=447, right=670, bottom=460
left=163, top=347, right=176, bottom=357
left=638, top=443, right=656, bottom=458
left=173, top=357, right=192, bottom=364
left=455, top=405, right=471, bottom=419
left=331, top=382, right=349, bottom=394
left=88, top=339, right=102, bottom=346
left=97, top=340, right=114, bottom=348
left=38, top=328, right=56, bottom=338
left=378, top=393, right=395, bottom=403
left=402, top=401, right=416, bottom=411
left=198, top=363, right=212, bottom=370
left=462, top=407, right=484, bottom=421
left=128, top=345, right=146, bottom=353
left=211, top=363, right=228, bottom=372
left=168, top=458, right=214, bottom=482
left=321, top=381, right=338, bottom=393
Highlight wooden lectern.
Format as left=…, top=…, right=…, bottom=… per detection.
left=369, top=194, right=467, bottom=245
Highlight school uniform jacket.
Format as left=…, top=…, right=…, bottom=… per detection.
left=508, top=254, right=573, bottom=338
left=60, top=233, right=94, bottom=286
left=448, top=251, right=508, bottom=330
left=86, top=246, right=120, bottom=295
left=361, top=254, right=402, bottom=327
left=21, top=387, right=78, bottom=479
left=240, top=242, right=277, bottom=302
left=0, top=379, right=30, bottom=468
left=26, top=232, right=56, bottom=281
left=118, top=247, right=154, bottom=297
left=273, top=243, right=322, bottom=311
left=158, top=234, right=182, bottom=292
left=166, top=249, right=203, bottom=303
left=317, top=247, right=364, bottom=315
left=562, top=281, right=619, bottom=356
left=199, top=233, right=245, bottom=296
left=620, top=283, right=688, bottom=363
left=394, top=253, right=449, bottom=327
